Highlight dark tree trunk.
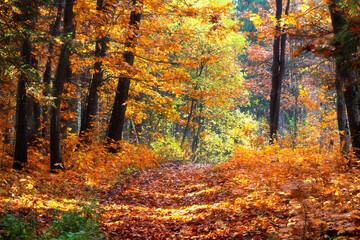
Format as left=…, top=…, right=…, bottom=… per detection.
left=62, top=0, right=78, bottom=135
left=13, top=35, right=31, bottom=170
left=329, top=0, right=360, bottom=159
left=80, top=0, right=108, bottom=141
left=27, top=56, right=41, bottom=145
left=269, top=0, right=290, bottom=144
left=182, top=65, right=203, bottom=148
left=335, top=71, right=350, bottom=156
left=62, top=78, right=78, bottom=135
left=42, top=0, right=64, bottom=140
left=181, top=98, right=196, bottom=147
left=12, top=0, right=40, bottom=169
left=192, top=101, right=203, bottom=162
left=50, top=0, right=74, bottom=172
left=27, top=95, right=41, bottom=145
left=107, top=0, right=142, bottom=146
left=269, top=35, right=281, bottom=144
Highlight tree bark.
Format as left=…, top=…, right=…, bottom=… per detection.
left=42, top=0, right=64, bottom=140
left=107, top=0, right=142, bottom=147
left=80, top=0, right=108, bottom=141
left=50, top=0, right=74, bottom=172
left=269, top=0, right=290, bottom=144
left=335, top=71, right=350, bottom=156
left=13, top=35, right=31, bottom=170
left=13, top=0, right=39, bottom=170
left=329, top=0, right=360, bottom=159
left=27, top=94, right=41, bottom=145
left=181, top=98, right=196, bottom=148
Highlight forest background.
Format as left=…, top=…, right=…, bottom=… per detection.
left=0, top=0, right=360, bottom=239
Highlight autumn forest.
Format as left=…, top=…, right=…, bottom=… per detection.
left=0, top=0, right=360, bottom=239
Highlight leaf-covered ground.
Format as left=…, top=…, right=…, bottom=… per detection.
left=1, top=145, right=360, bottom=239
left=102, top=162, right=250, bottom=239
left=101, top=146, right=360, bottom=240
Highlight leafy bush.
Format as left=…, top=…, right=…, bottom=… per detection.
left=0, top=214, right=36, bottom=240
left=0, top=204, right=105, bottom=240
left=151, top=136, right=186, bottom=162
left=43, top=204, right=105, bottom=240
left=199, top=109, right=263, bottom=163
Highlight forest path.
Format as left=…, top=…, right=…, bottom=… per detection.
left=100, top=162, right=269, bottom=239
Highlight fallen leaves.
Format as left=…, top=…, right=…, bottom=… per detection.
left=1, top=144, right=360, bottom=239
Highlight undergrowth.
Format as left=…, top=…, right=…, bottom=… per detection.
left=0, top=204, right=105, bottom=240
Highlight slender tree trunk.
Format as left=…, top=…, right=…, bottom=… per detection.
left=42, top=0, right=64, bottom=140
left=329, top=0, right=360, bottom=159
left=107, top=0, right=142, bottom=147
left=13, top=35, right=31, bottom=170
left=62, top=1, right=78, bottom=135
left=27, top=95, right=41, bottom=145
left=80, top=0, right=108, bottom=140
left=269, top=0, right=290, bottom=144
left=13, top=0, right=39, bottom=169
left=80, top=38, right=107, bottom=138
left=192, top=101, right=203, bottom=158
left=50, top=0, right=74, bottom=172
left=27, top=57, right=41, bottom=145
left=181, top=98, right=196, bottom=147
left=130, top=119, right=140, bottom=144
left=335, top=71, right=350, bottom=156
left=181, top=65, right=203, bottom=147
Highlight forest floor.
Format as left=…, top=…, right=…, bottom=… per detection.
left=1, top=146, right=360, bottom=239
left=100, top=154, right=360, bottom=240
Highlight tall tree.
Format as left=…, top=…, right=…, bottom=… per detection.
left=50, top=0, right=74, bottom=171
left=42, top=0, right=64, bottom=140
left=80, top=0, right=108, bottom=141
left=13, top=0, right=38, bottom=170
left=269, top=0, right=290, bottom=144
left=107, top=0, right=142, bottom=147
left=335, top=72, right=350, bottom=156
left=328, top=0, right=360, bottom=159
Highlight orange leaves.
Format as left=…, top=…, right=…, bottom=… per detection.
left=217, top=144, right=360, bottom=239
left=2, top=138, right=360, bottom=239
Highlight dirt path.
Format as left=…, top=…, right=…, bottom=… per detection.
left=100, top=162, right=276, bottom=239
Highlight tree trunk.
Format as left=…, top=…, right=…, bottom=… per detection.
left=107, top=0, right=142, bottom=147
left=42, top=0, right=64, bottom=140
left=27, top=56, right=41, bottom=145
left=13, top=0, right=39, bottom=170
left=329, top=0, right=360, bottom=159
left=13, top=35, right=31, bottom=170
left=27, top=94, right=41, bottom=145
left=80, top=0, right=108, bottom=141
left=181, top=98, right=196, bottom=147
left=335, top=71, right=350, bottom=156
left=192, top=101, right=203, bottom=162
left=181, top=65, right=203, bottom=148
left=50, top=0, right=74, bottom=172
left=269, top=0, right=290, bottom=144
